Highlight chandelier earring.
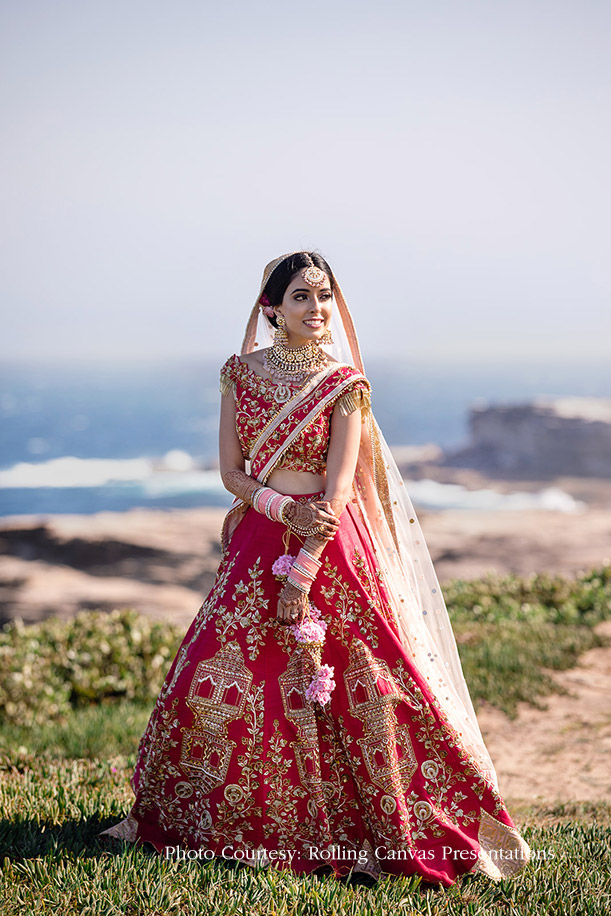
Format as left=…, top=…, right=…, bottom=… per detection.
left=273, top=313, right=289, bottom=347
left=318, top=327, right=334, bottom=346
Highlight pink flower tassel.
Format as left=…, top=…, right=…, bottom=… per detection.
left=305, top=665, right=336, bottom=706
left=272, top=553, right=296, bottom=581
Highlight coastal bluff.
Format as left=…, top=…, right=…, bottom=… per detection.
left=446, top=397, right=611, bottom=477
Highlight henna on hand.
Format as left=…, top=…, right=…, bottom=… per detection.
left=283, top=501, right=317, bottom=528
left=221, top=469, right=262, bottom=506
left=316, top=497, right=344, bottom=518
left=277, top=582, right=308, bottom=625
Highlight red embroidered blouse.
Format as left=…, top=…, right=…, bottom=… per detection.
left=219, top=354, right=371, bottom=475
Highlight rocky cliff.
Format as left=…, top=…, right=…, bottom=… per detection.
left=446, top=397, right=611, bottom=477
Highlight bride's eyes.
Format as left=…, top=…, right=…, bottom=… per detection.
left=293, top=291, right=333, bottom=301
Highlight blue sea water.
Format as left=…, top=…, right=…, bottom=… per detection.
left=0, top=356, right=608, bottom=517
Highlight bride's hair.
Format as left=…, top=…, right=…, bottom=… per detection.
left=261, top=251, right=336, bottom=328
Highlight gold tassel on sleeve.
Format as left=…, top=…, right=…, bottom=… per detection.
left=219, top=373, right=236, bottom=397
left=336, top=387, right=371, bottom=417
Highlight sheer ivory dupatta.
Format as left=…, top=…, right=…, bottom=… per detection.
left=236, top=252, right=501, bottom=791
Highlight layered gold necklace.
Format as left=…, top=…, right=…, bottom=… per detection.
left=263, top=342, right=328, bottom=403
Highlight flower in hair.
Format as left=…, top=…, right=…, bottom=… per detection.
left=259, top=293, right=275, bottom=318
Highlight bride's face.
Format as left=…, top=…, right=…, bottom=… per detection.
left=274, top=271, right=333, bottom=347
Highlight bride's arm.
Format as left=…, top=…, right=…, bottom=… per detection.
left=218, top=390, right=262, bottom=503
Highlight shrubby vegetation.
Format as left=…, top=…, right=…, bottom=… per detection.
left=0, top=608, right=182, bottom=728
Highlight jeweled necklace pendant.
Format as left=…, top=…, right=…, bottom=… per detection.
left=273, top=383, right=292, bottom=404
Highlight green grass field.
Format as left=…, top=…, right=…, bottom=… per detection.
left=1, top=567, right=610, bottom=914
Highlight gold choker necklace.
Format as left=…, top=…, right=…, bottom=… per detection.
left=263, top=341, right=327, bottom=382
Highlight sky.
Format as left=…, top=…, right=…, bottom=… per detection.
left=1, top=0, right=610, bottom=365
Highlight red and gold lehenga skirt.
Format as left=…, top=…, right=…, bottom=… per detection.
left=100, top=494, right=529, bottom=886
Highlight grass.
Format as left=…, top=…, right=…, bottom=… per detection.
left=1, top=752, right=609, bottom=916
left=1, top=567, right=610, bottom=913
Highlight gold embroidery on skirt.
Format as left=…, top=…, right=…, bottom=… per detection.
left=343, top=639, right=417, bottom=797
left=179, top=641, right=253, bottom=792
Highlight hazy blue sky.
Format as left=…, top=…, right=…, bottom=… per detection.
left=1, top=0, right=610, bottom=364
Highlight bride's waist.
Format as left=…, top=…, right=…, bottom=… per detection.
left=266, top=467, right=326, bottom=496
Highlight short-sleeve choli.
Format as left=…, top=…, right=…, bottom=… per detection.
left=219, top=354, right=370, bottom=475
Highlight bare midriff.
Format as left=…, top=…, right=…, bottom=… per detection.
left=266, top=467, right=326, bottom=496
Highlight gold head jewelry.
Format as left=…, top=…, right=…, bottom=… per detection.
left=302, top=266, right=326, bottom=287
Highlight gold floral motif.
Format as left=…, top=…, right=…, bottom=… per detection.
left=404, top=792, right=445, bottom=840
left=131, top=696, right=200, bottom=839
left=214, top=558, right=272, bottom=660
left=391, top=657, right=504, bottom=818
left=316, top=715, right=364, bottom=835
left=380, top=794, right=397, bottom=814
left=260, top=717, right=309, bottom=847
left=211, top=683, right=265, bottom=842
left=224, top=784, right=244, bottom=805
left=319, top=558, right=379, bottom=648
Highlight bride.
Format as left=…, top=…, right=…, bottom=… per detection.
left=99, top=251, right=531, bottom=887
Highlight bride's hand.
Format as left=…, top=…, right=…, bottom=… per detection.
left=276, top=583, right=308, bottom=626
left=312, top=498, right=343, bottom=522
left=284, top=500, right=340, bottom=539
left=309, top=498, right=343, bottom=541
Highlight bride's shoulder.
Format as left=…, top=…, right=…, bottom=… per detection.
left=219, top=351, right=262, bottom=371
left=239, top=350, right=267, bottom=372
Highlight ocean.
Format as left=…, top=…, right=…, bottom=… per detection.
left=1, top=357, right=608, bottom=517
